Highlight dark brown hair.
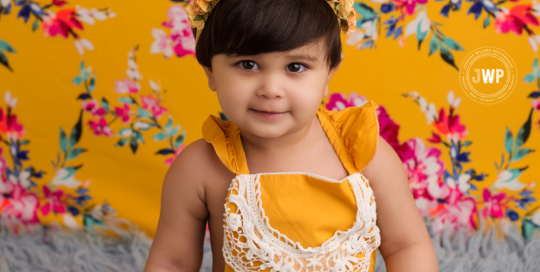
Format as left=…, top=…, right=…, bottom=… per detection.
left=193, top=0, right=343, bottom=69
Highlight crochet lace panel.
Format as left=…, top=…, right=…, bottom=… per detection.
left=222, top=173, right=381, bottom=272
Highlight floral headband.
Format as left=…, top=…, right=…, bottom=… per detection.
left=186, top=0, right=358, bottom=46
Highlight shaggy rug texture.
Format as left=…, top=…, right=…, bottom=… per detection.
left=0, top=218, right=539, bottom=272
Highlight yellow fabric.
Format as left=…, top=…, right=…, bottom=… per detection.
left=203, top=100, right=380, bottom=272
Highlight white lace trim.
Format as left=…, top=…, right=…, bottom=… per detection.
left=222, top=172, right=381, bottom=272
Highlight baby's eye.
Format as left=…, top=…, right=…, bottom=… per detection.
left=286, top=63, right=307, bottom=73
left=238, top=61, right=258, bottom=70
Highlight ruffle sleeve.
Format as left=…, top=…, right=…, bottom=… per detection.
left=323, top=100, right=380, bottom=173
left=202, top=115, right=249, bottom=175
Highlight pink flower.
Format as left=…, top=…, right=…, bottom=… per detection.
left=114, top=103, right=131, bottom=124
left=114, top=78, right=141, bottom=94
left=326, top=92, right=368, bottom=111
left=141, top=95, right=167, bottom=118
left=392, top=0, right=428, bottom=16
left=432, top=107, right=468, bottom=142
left=164, top=144, right=185, bottom=166
left=1, top=183, right=40, bottom=225
left=377, top=106, right=401, bottom=150
left=0, top=108, right=25, bottom=140
left=41, top=185, right=66, bottom=216
left=532, top=99, right=540, bottom=111
left=42, top=9, right=83, bottom=39
left=481, top=189, right=506, bottom=219
left=89, top=118, right=113, bottom=137
left=400, top=138, right=447, bottom=215
left=494, top=4, right=539, bottom=35
left=431, top=186, right=477, bottom=232
left=151, top=5, right=195, bottom=58
left=81, top=99, right=107, bottom=117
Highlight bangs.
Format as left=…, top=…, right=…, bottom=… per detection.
left=195, top=0, right=342, bottom=69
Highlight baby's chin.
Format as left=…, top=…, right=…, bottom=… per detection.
left=240, top=122, right=297, bottom=139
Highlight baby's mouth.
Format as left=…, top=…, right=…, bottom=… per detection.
left=249, top=109, right=288, bottom=120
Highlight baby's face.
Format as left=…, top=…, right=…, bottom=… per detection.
left=204, top=40, right=339, bottom=139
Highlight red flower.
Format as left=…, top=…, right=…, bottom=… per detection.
left=41, top=185, right=66, bottom=216
left=0, top=108, right=24, bottom=140
left=114, top=103, right=131, bottom=124
left=43, top=9, right=84, bottom=39
left=392, top=0, right=428, bottom=16
left=89, top=118, right=113, bottom=137
left=432, top=107, right=468, bottom=142
left=494, top=4, right=539, bottom=35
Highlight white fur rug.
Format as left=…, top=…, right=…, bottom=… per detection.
left=0, top=218, right=539, bottom=272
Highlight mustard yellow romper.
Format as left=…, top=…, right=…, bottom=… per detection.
left=202, top=100, right=382, bottom=272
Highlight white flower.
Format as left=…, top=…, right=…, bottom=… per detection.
left=447, top=174, right=472, bottom=193
left=532, top=209, right=540, bottom=226
left=50, top=168, right=81, bottom=188
left=225, top=213, right=242, bottom=231
left=492, top=170, right=526, bottom=190
left=63, top=214, right=80, bottom=230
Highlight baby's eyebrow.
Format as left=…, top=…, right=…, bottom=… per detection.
left=285, top=54, right=319, bottom=62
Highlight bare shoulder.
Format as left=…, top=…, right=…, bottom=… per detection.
left=145, top=138, right=231, bottom=272
left=361, top=135, right=405, bottom=183
left=164, top=138, right=230, bottom=204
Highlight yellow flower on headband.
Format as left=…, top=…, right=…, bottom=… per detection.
left=187, top=0, right=357, bottom=44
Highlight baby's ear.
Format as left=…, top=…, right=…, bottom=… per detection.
left=202, top=65, right=216, bottom=92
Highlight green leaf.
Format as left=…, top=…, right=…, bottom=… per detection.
left=67, top=147, right=88, bottom=160
left=129, top=138, right=138, bottom=154
left=115, top=138, right=128, bottom=147
left=193, top=15, right=204, bottom=21
left=72, top=76, right=83, bottom=86
left=533, top=57, right=538, bottom=72
left=416, top=18, right=428, bottom=44
left=510, top=148, right=535, bottom=162
left=101, top=97, right=109, bottom=112
left=63, top=166, right=82, bottom=180
left=536, top=69, right=540, bottom=78
left=524, top=73, right=535, bottom=84
left=439, top=45, right=458, bottom=70
left=168, top=125, right=180, bottom=137
left=152, top=132, right=167, bottom=142
left=428, top=36, right=438, bottom=56
left=174, top=130, right=186, bottom=148
left=483, top=16, right=490, bottom=28
left=70, top=110, right=83, bottom=147
left=82, top=69, right=90, bottom=81
left=32, top=20, right=38, bottom=31
left=118, top=97, right=135, bottom=104
left=59, top=128, right=67, bottom=153
left=441, top=37, right=464, bottom=51
left=0, top=40, right=16, bottom=53
left=353, top=2, right=376, bottom=20
left=515, top=108, right=534, bottom=150
left=88, top=73, right=96, bottom=93
left=462, top=141, right=472, bottom=147
left=21, top=139, right=30, bottom=146
left=137, top=108, right=151, bottom=118
left=218, top=111, right=228, bottom=122
left=165, top=116, right=173, bottom=132
left=80, top=61, right=85, bottom=73
left=504, top=127, right=514, bottom=155
left=134, top=130, right=145, bottom=144
left=522, top=219, right=535, bottom=240
left=0, top=51, right=13, bottom=72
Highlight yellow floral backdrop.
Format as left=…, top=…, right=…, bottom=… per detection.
left=0, top=0, right=539, bottom=240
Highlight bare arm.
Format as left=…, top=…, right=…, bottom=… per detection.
left=144, top=140, right=210, bottom=272
left=363, top=136, right=438, bottom=272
